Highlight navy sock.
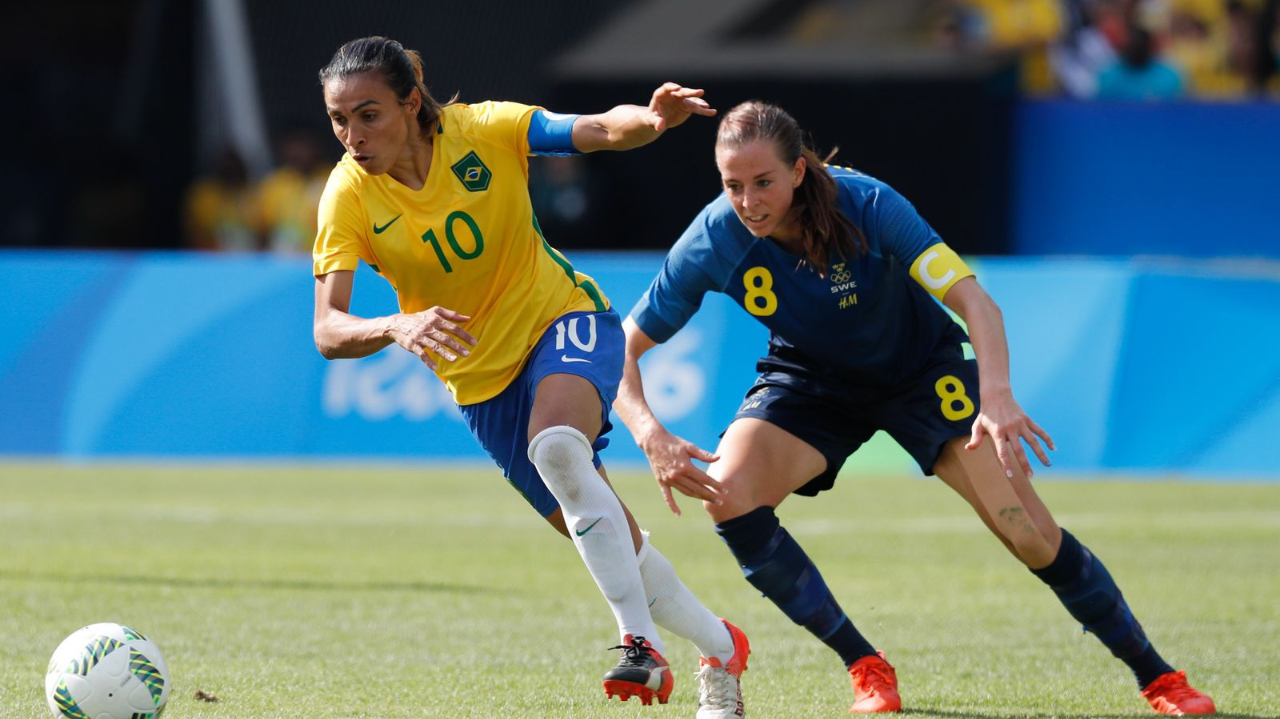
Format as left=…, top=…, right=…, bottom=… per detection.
left=1031, top=528, right=1174, bottom=688
left=715, top=506, right=876, bottom=668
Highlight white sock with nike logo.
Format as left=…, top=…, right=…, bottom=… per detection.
left=637, top=532, right=736, bottom=664
left=529, top=425, right=663, bottom=653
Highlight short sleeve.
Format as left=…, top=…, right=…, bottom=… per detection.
left=869, top=185, right=973, bottom=300
left=466, top=101, right=540, bottom=158
left=312, top=168, right=366, bottom=277
left=629, top=219, right=720, bottom=344
left=869, top=185, right=943, bottom=266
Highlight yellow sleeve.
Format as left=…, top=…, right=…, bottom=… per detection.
left=908, top=242, right=975, bottom=301
left=467, top=101, right=540, bottom=161
left=312, top=167, right=367, bottom=277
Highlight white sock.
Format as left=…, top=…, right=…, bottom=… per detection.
left=637, top=532, right=735, bottom=663
left=529, top=426, right=663, bottom=654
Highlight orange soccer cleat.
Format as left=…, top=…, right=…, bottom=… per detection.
left=602, top=635, right=673, bottom=706
left=1141, top=670, right=1216, bottom=716
left=848, top=651, right=901, bottom=713
left=695, top=619, right=751, bottom=719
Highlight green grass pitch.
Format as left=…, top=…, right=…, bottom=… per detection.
left=1, top=463, right=1277, bottom=718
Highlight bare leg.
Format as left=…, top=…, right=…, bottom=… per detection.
left=933, top=435, right=1061, bottom=568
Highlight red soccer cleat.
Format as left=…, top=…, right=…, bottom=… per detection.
left=1141, top=670, right=1216, bottom=715
left=602, top=635, right=673, bottom=705
left=695, top=619, right=751, bottom=718
left=848, top=651, right=901, bottom=713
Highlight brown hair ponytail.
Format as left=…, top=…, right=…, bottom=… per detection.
left=717, top=101, right=867, bottom=275
left=319, top=36, right=455, bottom=135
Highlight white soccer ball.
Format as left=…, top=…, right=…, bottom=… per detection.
left=45, top=622, right=170, bottom=719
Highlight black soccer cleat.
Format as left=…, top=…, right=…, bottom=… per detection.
left=602, top=635, right=673, bottom=705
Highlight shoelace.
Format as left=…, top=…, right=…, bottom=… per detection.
left=608, top=636, right=654, bottom=667
left=852, top=661, right=894, bottom=693
left=696, top=664, right=738, bottom=708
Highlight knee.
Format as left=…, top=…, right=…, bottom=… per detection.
left=528, top=426, right=594, bottom=501
left=702, top=473, right=762, bottom=523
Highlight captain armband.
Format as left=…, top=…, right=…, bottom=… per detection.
left=908, top=243, right=974, bottom=301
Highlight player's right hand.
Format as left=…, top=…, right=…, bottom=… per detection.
left=647, top=82, right=716, bottom=133
left=638, top=426, right=723, bottom=516
left=389, top=306, right=476, bottom=371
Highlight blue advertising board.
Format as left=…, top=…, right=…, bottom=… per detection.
left=1011, top=101, right=1280, bottom=259
left=2, top=251, right=1278, bottom=478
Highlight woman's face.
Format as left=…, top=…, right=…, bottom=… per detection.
left=322, top=72, right=418, bottom=175
left=715, top=139, right=806, bottom=242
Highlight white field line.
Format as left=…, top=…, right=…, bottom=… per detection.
left=4, top=504, right=1279, bottom=533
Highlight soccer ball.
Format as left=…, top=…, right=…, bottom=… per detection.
left=45, top=623, right=170, bottom=719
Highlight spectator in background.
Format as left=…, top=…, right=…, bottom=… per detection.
left=1096, top=21, right=1187, bottom=99
left=1258, top=0, right=1280, bottom=93
left=1225, top=1, right=1262, bottom=77
left=256, top=127, right=332, bottom=254
left=938, top=0, right=1067, bottom=93
left=184, top=148, right=262, bottom=251
left=1049, top=0, right=1119, bottom=97
left=1163, top=0, right=1239, bottom=97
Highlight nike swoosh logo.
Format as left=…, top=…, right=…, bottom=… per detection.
left=560, top=356, right=591, bottom=364
left=575, top=518, right=603, bottom=536
left=373, top=215, right=402, bottom=234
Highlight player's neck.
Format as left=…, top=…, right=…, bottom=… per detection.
left=387, top=135, right=435, bottom=191
left=769, top=218, right=803, bottom=254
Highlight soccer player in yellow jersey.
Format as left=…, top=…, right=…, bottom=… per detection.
left=311, top=37, right=748, bottom=717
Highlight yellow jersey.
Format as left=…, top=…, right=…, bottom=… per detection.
left=313, top=101, right=608, bottom=405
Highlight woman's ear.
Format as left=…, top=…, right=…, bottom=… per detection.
left=405, top=87, right=422, bottom=118
left=793, top=155, right=807, bottom=188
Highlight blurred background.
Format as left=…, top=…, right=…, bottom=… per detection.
left=3, top=0, right=1279, bottom=477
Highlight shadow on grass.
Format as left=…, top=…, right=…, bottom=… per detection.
left=903, top=710, right=1268, bottom=719
left=0, top=570, right=489, bottom=595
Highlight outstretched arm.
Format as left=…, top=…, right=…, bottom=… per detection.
left=313, top=270, right=476, bottom=371
left=614, top=316, right=723, bottom=515
left=571, top=83, right=715, bottom=153
left=942, top=276, right=1055, bottom=478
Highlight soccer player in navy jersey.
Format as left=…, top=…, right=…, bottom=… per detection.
left=614, top=101, right=1214, bottom=715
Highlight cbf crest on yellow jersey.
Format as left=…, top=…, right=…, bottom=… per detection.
left=313, top=101, right=608, bottom=405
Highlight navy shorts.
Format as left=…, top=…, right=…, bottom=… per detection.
left=732, top=340, right=980, bottom=496
left=458, top=309, right=624, bottom=517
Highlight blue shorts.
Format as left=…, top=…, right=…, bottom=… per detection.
left=732, top=338, right=980, bottom=496
left=458, top=309, right=624, bottom=517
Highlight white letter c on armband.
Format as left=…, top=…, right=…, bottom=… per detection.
left=918, top=251, right=955, bottom=291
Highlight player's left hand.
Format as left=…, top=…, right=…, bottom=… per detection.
left=966, top=392, right=1055, bottom=479
left=647, top=83, right=716, bottom=133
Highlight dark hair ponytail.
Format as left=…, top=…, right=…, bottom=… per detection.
left=716, top=101, right=866, bottom=275
left=319, top=36, right=454, bottom=134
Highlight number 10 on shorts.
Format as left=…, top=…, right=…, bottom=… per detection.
left=555, top=315, right=598, bottom=353
left=935, top=374, right=975, bottom=421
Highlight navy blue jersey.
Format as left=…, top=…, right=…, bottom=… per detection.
left=631, top=168, right=974, bottom=387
